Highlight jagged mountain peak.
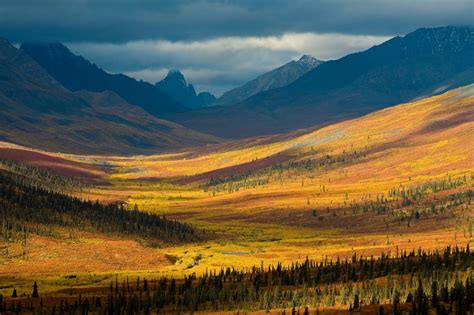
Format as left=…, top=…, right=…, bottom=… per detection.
left=163, top=69, right=188, bottom=87
left=213, top=55, right=325, bottom=107
left=297, top=55, right=323, bottom=68
left=156, top=70, right=215, bottom=108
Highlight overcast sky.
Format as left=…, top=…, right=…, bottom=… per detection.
left=1, top=0, right=473, bottom=95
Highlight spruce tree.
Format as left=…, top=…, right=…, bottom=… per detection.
left=32, top=281, right=39, bottom=298
left=353, top=293, right=360, bottom=309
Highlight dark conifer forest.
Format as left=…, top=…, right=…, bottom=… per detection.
left=0, top=166, right=201, bottom=245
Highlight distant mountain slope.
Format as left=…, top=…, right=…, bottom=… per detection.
left=0, top=39, right=221, bottom=154
left=196, top=92, right=217, bottom=107
left=168, top=26, right=474, bottom=138
left=155, top=70, right=216, bottom=108
left=213, top=55, right=323, bottom=107
left=20, top=42, right=186, bottom=117
left=0, top=39, right=87, bottom=114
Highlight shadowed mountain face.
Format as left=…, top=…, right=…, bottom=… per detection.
left=155, top=70, right=216, bottom=108
left=213, top=55, right=324, bottom=107
left=0, top=39, right=220, bottom=154
left=20, top=42, right=186, bottom=117
left=0, top=38, right=87, bottom=115
left=167, top=26, right=474, bottom=139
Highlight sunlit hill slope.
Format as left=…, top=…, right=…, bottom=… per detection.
left=109, top=83, right=474, bottom=199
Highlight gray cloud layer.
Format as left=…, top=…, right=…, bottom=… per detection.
left=2, top=0, right=473, bottom=42
left=1, top=0, right=472, bottom=95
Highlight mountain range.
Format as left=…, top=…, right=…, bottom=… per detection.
left=166, top=26, right=474, bottom=138
left=0, top=39, right=220, bottom=154
left=20, top=42, right=187, bottom=116
left=2, top=25, right=473, bottom=153
left=21, top=43, right=216, bottom=111
left=213, top=55, right=323, bottom=107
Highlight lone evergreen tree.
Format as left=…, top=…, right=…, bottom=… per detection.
left=32, top=281, right=39, bottom=298
left=353, top=293, right=360, bottom=309
left=431, top=281, right=439, bottom=308
left=392, top=290, right=400, bottom=315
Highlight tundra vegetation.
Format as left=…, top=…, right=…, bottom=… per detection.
left=0, top=86, right=473, bottom=313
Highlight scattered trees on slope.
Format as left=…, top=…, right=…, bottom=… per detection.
left=0, top=170, right=201, bottom=245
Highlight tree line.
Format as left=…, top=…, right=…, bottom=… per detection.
left=0, top=169, right=202, bottom=246
left=5, top=245, right=474, bottom=314
left=0, top=158, right=88, bottom=193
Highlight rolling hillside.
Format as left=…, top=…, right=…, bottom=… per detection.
left=0, top=38, right=221, bottom=154
left=109, top=83, right=474, bottom=192
left=168, top=26, right=474, bottom=138
left=0, top=83, right=472, bottom=314
left=92, top=83, right=474, bottom=263
left=0, top=83, right=472, bottom=277
left=2, top=83, right=472, bottom=217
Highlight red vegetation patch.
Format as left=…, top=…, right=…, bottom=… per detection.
left=0, top=232, right=170, bottom=277
left=419, top=108, right=474, bottom=134
left=0, top=148, right=104, bottom=181
left=175, top=153, right=292, bottom=184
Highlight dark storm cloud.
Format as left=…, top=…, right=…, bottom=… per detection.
left=1, top=0, right=472, bottom=95
left=1, top=0, right=472, bottom=43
